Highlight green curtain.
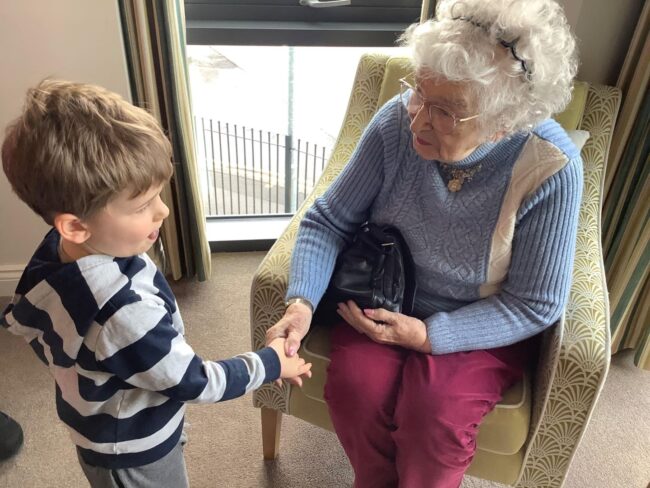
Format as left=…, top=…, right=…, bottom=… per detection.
left=118, top=0, right=211, bottom=281
left=603, top=3, right=649, bottom=369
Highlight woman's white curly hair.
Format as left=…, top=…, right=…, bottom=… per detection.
left=400, top=0, right=579, bottom=135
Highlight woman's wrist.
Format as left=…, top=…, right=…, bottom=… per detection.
left=414, top=320, right=432, bottom=353
left=285, top=297, right=314, bottom=314
left=284, top=299, right=313, bottom=331
left=417, top=335, right=433, bottom=354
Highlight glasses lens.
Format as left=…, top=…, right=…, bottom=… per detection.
left=428, top=105, right=456, bottom=135
left=400, top=81, right=422, bottom=116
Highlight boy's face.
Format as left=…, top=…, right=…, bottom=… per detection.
left=82, top=184, right=169, bottom=258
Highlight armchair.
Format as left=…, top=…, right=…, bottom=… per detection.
left=250, top=53, right=621, bottom=487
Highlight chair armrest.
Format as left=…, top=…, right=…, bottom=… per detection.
left=517, top=85, right=622, bottom=487
left=250, top=53, right=391, bottom=412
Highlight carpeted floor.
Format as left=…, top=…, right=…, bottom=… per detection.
left=0, top=252, right=648, bottom=488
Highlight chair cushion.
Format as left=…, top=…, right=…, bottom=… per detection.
left=553, top=81, right=589, bottom=131
left=291, top=324, right=532, bottom=457
left=465, top=446, right=525, bottom=485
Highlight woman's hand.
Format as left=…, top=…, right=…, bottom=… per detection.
left=337, top=300, right=432, bottom=353
left=266, top=302, right=313, bottom=357
left=266, top=302, right=313, bottom=386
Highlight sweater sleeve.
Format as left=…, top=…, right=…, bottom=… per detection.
left=1, top=304, right=50, bottom=366
left=286, top=101, right=398, bottom=307
left=94, top=299, right=281, bottom=403
left=424, top=156, right=583, bottom=354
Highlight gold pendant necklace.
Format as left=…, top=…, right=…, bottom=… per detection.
left=439, top=163, right=483, bottom=192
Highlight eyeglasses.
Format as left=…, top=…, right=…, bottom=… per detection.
left=399, top=78, right=480, bottom=135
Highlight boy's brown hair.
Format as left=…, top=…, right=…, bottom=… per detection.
left=2, top=79, right=173, bottom=225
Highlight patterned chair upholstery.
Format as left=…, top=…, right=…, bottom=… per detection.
left=250, top=53, right=621, bottom=487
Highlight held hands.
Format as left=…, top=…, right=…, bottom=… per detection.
left=337, top=300, right=432, bottom=353
left=266, top=302, right=313, bottom=357
left=268, top=338, right=312, bottom=387
left=265, top=301, right=313, bottom=386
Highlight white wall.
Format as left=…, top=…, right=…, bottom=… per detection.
left=0, top=0, right=130, bottom=295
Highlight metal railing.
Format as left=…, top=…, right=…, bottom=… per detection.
left=194, top=116, right=330, bottom=216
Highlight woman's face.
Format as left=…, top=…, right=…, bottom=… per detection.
left=407, top=75, right=485, bottom=163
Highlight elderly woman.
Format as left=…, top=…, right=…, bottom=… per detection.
left=267, top=0, right=581, bottom=486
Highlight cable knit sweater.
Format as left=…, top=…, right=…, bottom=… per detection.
left=287, top=95, right=583, bottom=354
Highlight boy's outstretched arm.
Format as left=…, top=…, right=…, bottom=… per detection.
left=94, top=299, right=310, bottom=404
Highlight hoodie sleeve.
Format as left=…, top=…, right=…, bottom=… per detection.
left=3, top=297, right=56, bottom=366
left=93, top=298, right=281, bottom=403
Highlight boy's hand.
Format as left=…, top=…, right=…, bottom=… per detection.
left=269, top=338, right=312, bottom=387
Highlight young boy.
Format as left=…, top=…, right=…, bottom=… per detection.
left=0, top=80, right=311, bottom=487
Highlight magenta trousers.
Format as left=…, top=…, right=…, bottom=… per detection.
left=323, top=322, right=533, bottom=488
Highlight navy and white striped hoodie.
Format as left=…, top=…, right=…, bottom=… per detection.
left=1, top=229, right=280, bottom=468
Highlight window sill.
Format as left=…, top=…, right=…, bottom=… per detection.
left=207, top=214, right=292, bottom=252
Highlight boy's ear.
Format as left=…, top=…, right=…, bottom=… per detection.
left=53, top=213, right=92, bottom=244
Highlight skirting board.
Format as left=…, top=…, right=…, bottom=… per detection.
left=0, top=265, right=24, bottom=297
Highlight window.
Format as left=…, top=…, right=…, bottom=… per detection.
left=186, top=1, right=429, bottom=246
left=186, top=1, right=429, bottom=46
left=190, top=45, right=403, bottom=219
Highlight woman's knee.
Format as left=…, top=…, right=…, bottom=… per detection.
left=393, top=353, right=497, bottom=451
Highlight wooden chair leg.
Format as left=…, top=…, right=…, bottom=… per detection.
left=261, top=407, right=282, bottom=460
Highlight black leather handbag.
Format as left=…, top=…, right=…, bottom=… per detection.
left=315, top=222, right=416, bottom=322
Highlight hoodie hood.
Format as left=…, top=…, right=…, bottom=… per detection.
left=1, top=229, right=135, bottom=366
